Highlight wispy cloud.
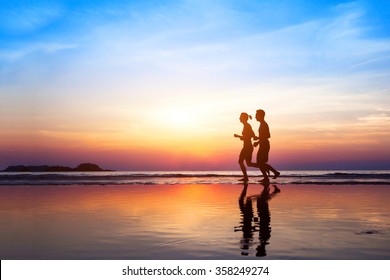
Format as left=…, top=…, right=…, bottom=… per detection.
left=358, top=109, right=390, bottom=124
left=75, top=1, right=390, bottom=79
left=0, top=0, right=63, bottom=33
left=0, top=43, right=78, bottom=61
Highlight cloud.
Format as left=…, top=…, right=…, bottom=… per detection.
left=0, top=43, right=78, bottom=61
left=358, top=109, right=390, bottom=124
left=76, top=1, right=390, bottom=81
left=0, top=0, right=63, bottom=34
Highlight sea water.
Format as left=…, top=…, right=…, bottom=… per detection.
left=1, top=170, right=390, bottom=185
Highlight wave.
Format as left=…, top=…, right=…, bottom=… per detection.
left=1, top=170, right=390, bottom=185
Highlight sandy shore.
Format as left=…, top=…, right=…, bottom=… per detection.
left=0, top=183, right=389, bottom=259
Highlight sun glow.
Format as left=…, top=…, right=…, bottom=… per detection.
left=165, top=108, right=197, bottom=127
left=151, top=104, right=205, bottom=132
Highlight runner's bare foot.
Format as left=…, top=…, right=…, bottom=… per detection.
left=273, top=171, right=281, bottom=179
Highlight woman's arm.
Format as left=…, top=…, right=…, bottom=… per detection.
left=234, top=134, right=243, bottom=140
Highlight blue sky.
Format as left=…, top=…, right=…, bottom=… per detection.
left=1, top=0, right=390, bottom=170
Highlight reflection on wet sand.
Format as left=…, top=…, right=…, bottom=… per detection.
left=235, top=182, right=280, bottom=257
left=1, top=184, right=389, bottom=259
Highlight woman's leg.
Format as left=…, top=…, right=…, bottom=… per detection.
left=239, top=159, right=249, bottom=180
left=238, top=149, right=249, bottom=180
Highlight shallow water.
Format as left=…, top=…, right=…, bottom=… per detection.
left=0, top=184, right=389, bottom=259
left=1, top=170, right=390, bottom=185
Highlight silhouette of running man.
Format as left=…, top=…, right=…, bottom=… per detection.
left=234, top=112, right=256, bottom=181
left=253, top=109, right=280, bottom=182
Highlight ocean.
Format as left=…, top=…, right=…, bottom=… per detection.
left=1, top=170, right=390, bottom=185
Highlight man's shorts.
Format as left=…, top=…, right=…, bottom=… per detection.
left=257, top=140, right=270, bottom=163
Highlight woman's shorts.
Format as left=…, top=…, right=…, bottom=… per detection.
left=239, top=145, right=253, bottom=162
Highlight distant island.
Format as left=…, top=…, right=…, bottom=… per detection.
left=2, top=163, right=110, bottom=172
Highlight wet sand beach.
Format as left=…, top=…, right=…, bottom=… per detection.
left=0, top=183, right=389, bottom=259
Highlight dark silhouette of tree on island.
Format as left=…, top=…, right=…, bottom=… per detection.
left=2, top=163, right=107, bottom=172
left=73, top=163, right=104, bottom=171
left=234, top=112, right=256, bottom=181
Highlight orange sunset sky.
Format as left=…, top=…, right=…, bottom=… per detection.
left=1, top=0, right=390, bottom=170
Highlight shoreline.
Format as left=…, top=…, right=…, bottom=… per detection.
left=2, top=182, right=390, bottom=186
left=1, top=180, right=390, bottom=186
left=1, top=170, right=390, bottom=186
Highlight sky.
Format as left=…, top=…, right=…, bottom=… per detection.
left=1, top=0, right=390, bottom=170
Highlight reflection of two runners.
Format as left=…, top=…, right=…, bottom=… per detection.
left=235, top=182, right=281, bottom=257
left=234, top=109, right=280, bottom=182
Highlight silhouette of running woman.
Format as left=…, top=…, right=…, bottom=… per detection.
left=234, top=112, right=256, bottom=181
left=253, top=109, right=280, bottom=182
